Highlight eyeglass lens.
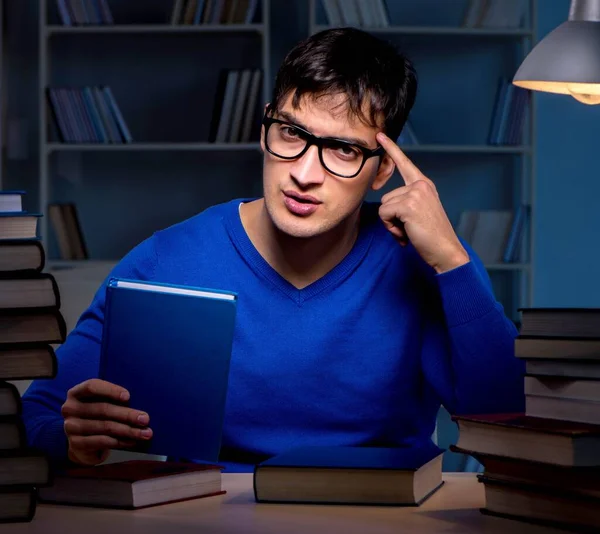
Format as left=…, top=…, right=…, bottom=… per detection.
left=267, top=122, right=364, bottom=177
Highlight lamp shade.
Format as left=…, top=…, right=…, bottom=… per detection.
left=513, top=0, right=600, bottom=104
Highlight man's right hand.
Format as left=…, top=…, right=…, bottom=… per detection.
left=61, top=379, right=153, bottom=466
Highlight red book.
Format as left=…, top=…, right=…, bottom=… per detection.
left=38, top=460, right=225, bottom=509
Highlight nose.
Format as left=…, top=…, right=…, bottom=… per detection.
left=289, top=145, right=327, bottom=188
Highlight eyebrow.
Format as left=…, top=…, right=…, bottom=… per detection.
left=276, top=110, right=372, bottom=148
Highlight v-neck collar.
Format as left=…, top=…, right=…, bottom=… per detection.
left=223, top=199, right=375, bottom=305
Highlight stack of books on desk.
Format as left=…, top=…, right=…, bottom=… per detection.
left=0, top=190, right=66, bottom=522
left=452, top=307, right=600, bottom=532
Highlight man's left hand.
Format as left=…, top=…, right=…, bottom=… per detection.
left=376, top=132, right=470, bottom=274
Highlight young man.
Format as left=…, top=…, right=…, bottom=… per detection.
left=22, top=28, right=524, bottom=470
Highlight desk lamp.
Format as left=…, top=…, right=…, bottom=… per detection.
left=514, top=0, right=600, bottom=104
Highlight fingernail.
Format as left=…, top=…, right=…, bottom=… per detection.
left=137, top=414, right=149, bottom=425
left=120, top=391, right=130, bottom=401
left=141, top=428, right=152, bottom=438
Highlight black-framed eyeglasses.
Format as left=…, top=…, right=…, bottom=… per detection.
left=262, top=108, right=384, bottom=178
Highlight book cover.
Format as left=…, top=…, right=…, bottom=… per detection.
left=257, top=442, right=444, bottom=471
left=452, top=412, right=600, bottom=436
left=38, top=460, right=225, bottom=510
left=99, top=278, right=238, bottom=462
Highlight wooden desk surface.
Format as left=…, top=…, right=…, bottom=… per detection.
left=4, top=473, right=565, bottom=533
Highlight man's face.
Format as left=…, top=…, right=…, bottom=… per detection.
left=260, top=93, right=394, bottom=239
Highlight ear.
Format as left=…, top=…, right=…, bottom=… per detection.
left=371, top=153, right=395, bottom=191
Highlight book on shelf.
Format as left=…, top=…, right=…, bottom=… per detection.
left=46, top=85, right=132, bottom=144
left=319, top=0, right=389, bottom=28
left=38, top=460, right=225, bottom=509
left=48, top=203, right=88, bottom=261
left=55, top=0, right=114, bottom=26
left=171, top=0, right=259, bottom=26
left=488, top=77, right=531, bottom=146
left=461, top=0, right=527, bottom=29
left=0, top=190, right=64, bottom=522
left=209, top=68, right=262, bottom=143
left=253, top=443, right=444, bottom=505
left=455, top=206, right=528, bottom=264
left=99, top=278, right=238, bottom=461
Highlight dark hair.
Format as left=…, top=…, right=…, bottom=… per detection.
left=270, top=27, right=417, bottom=141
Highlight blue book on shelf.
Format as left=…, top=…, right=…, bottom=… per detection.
left=99, top=278, right=238, bottom=462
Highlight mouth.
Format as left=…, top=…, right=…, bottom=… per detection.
left=283, top=191, right=322, bottom=205
left=282, top=190, right=322, bottom=216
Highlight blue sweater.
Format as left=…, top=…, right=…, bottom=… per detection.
left=22, top=199, right=525, bottom=470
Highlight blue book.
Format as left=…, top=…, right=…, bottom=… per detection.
left=99, top=278, right=238, bottom=462
left=254, top=443, right=445, bottom=505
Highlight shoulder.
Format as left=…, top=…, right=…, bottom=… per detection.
left=151, top=198, right=246, bottom=255
left=111, top=198, right=247, bottom=281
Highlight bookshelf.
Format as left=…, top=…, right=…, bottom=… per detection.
left=38, top=0, right=271, bottom=258
left=45, top=142, right=262, bottom=153
left=308, top=0, right=537, bottom=321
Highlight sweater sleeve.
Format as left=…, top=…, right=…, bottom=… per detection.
left=420, top=246, right=525, bottom=416
left=21, top=236, right=158, bottom=462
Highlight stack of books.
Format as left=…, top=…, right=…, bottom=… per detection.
left=452, top=307, right=600, bottom=531
left=0, top=190, right=66, bottom=522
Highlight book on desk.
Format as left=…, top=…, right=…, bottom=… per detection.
left=0, top=191, right=62, bottom=523
left=38, top=460, right=224, bottom=509
left=253, top=443, right=444, bottom=506
left=451, top=306, right=600, bottom=532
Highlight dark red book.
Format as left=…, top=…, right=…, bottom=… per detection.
left=38, top=460, right=225, bottom=509
left=451, top=413, right=600, bottom=466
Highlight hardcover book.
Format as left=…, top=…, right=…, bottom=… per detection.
left=254, top=443, right=444, bottom=506
left=99, top=278, right=238, bottom=462
left=38, top=460, right=224, bottom=509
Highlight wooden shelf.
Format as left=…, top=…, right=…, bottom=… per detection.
left=311, top=25, right=533, bottom=37
left=46, top=24, right=265, bottom=35
left=46, top=142, right=262, bottom=153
